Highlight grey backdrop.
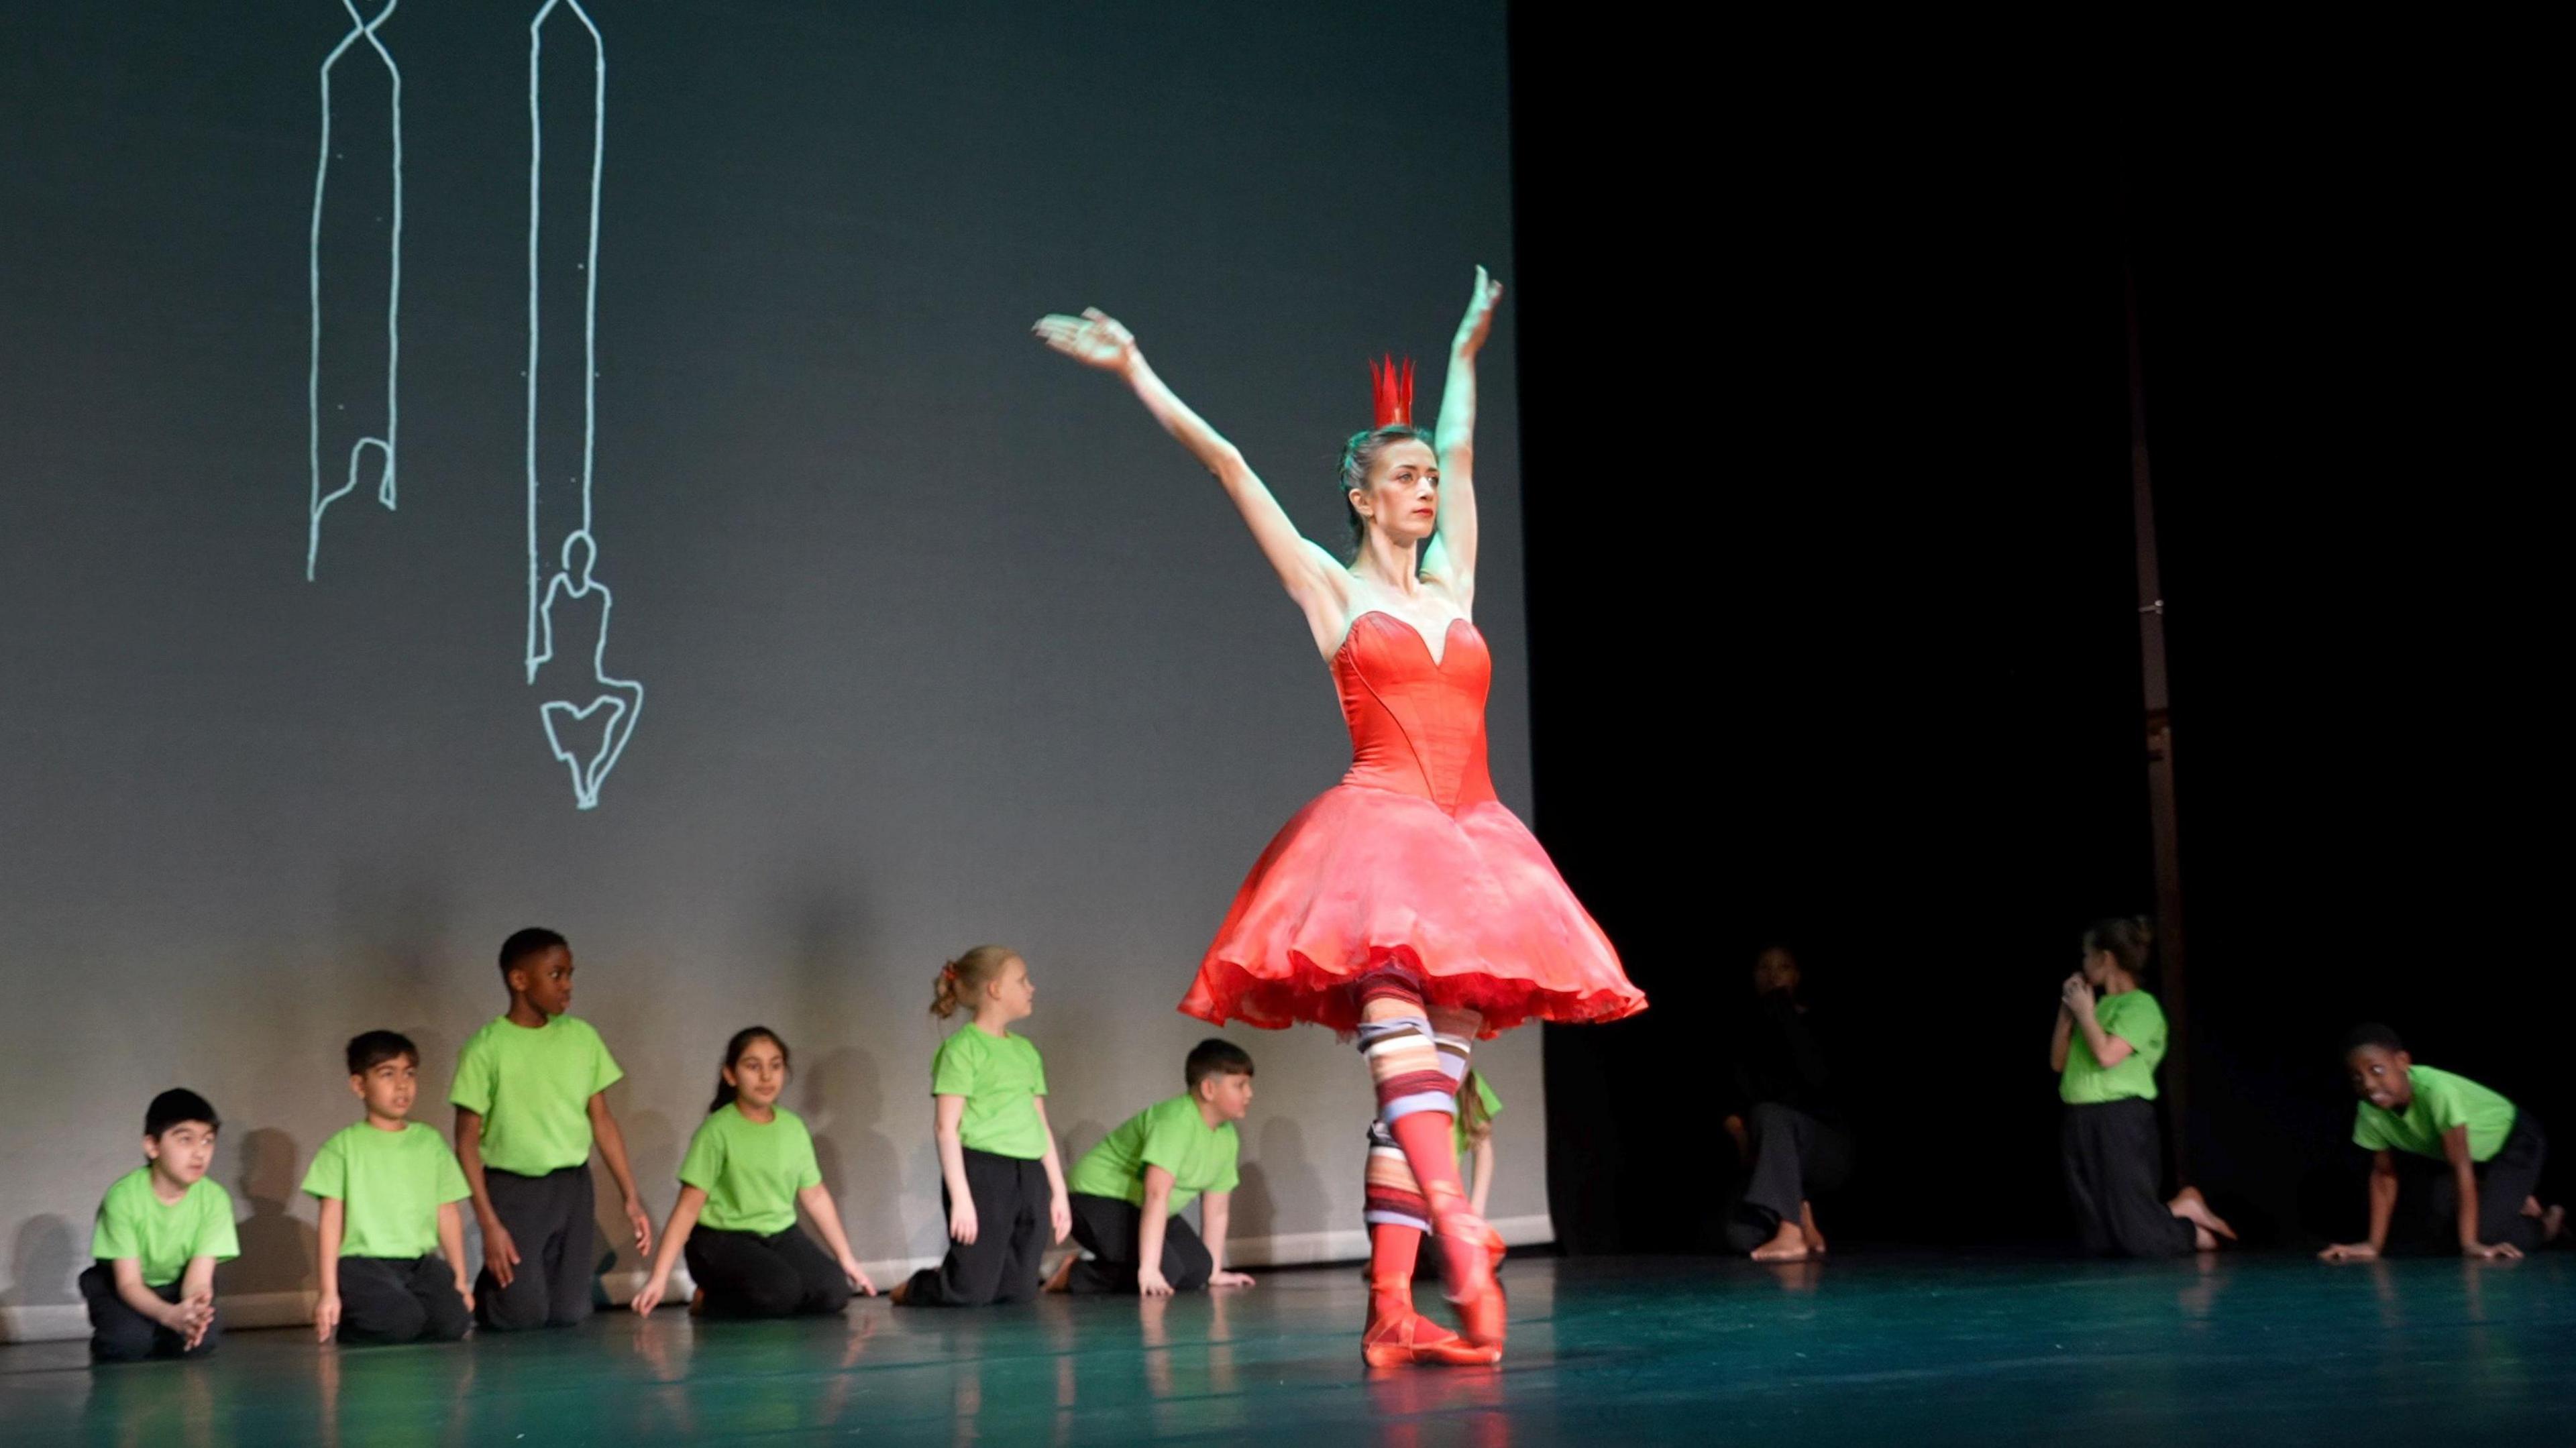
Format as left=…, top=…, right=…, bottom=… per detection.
left=0, top=1, right=1538, bottom=1327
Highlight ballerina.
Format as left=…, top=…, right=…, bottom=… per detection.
left=1036, top=269, right=1646, bottom=1367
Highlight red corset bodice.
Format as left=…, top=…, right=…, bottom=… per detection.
left=1334, top=612, right=1500, bottom=813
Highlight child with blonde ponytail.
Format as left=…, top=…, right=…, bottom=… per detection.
left=891, top=946, right=1071, bottom=1306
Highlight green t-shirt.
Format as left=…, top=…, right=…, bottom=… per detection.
left=1067, top=1095, right=1241, bottom=1215
left=930, top=1027, right=1049, bottom=1160
left=1455, top=1074, right=1504, bottom=1158
left=2353, top=1064, right=2518, bottom=1162
left=300, top=1121, right=472, bottom=1260
left=91, top=1168, right=239, bottom=1288
left=2059, top=990, right=2167, bottom=1104
left=679, top=1104, right=824, bottom=1235
left=449, top=1013, right=624, bottom=1176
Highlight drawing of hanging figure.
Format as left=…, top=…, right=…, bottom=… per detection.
left=307, top=0, right=402, bottom=580
left=525, top=0, right=641, bottom=810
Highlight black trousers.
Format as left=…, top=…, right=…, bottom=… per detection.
left=477, top=1166, right=595, bottom=1331
left=2062, top=1097, right=2195, bottom=1259
left=1726, top=1103, right=1856, bottom=1251
left=81, top=1266, right=220, bottom=1363
left=337, top=1254, right=472, bottom=1345
left=1063, top=1192, right=1212, bottom=1294
left=900, top=1148, right=1047, bottom=1307
left=2395, top=1109, right=2549, bottom=1251
left=684, top=1226, right=852, bottom=1318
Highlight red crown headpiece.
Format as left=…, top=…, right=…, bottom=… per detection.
left=1370, top=355, right=1416, bottom=429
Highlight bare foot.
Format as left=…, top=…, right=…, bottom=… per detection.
left=2542, top=1205, right=2566, bottom=1245
left=2168, top=1186, right=2237, bottom=1243
left=1798, top=1201, right=1828, bottom=1257
left=2192, top=1225, right=2218, bottom=1251
left=888, top=1277, right=912, bottom=1306
left=1042, top=1254, right=1075, bottom=1294
left=1750, top=1221, right=1811, bottom=1262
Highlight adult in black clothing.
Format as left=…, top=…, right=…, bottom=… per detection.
left=1723, top=948, right=1854, bottom=1260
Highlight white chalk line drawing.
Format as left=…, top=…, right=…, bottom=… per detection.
left=526, top=0, right=641, bottom=809
left=307, top=0, right=403, bottom=581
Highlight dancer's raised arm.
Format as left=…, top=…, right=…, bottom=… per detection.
left=1037, top=309, right=1348, bottom=651
left=1424, top=266, right=1504, bottom=597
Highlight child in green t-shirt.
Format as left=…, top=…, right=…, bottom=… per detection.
left=2049, top=917, right=2233, bottom=1258
left=1050, top=1038, right=1257, bottom=1296
left=306, top=1031, right=476, bottom=1345
left=631, top=1026, right=878, bottom=1318
left=2318, top=1023, right=2561, bottom=1262
left=450, top=928, right=653, bottom=1331
left=83, top=1089, right=238, bottom=1363
left=892, top=945, right=1071, bottom=1306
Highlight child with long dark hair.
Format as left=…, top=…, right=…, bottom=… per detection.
left=630, top=1027, right=875, bottom=1318
left=2051, top=917, right=2234, bottom=1257
left=891, top=946, right=1071, bottom=1306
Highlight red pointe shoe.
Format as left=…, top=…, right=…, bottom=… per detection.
left=1428, top=1189, right=1508, bottom=1352
left=1363, top=1278, right=1501, bottom=1368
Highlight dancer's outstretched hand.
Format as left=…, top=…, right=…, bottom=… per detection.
left=1034, top=309, right=1137, bottom=372
left=1453, top=265, right=1505, bottom=354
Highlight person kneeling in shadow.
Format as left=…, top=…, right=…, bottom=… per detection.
left=1723, top=948, right=1851, bottom=1260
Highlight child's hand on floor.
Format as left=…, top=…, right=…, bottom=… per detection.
left=2465, top=1241, right=2524, bottom=1261
left=313, top=1292, right=340, bottom=1343
left=1210, top=1270, right=1255, bottom=1288
left=455, top=1277, right=475, bottom=1315
left=949, top=1199, right=979, bottom=1245
left=485, top=1223, right=521, bottom=1287
left=841, top=1255, right=878, bottom=1296
left=2318, top=1241, right=2379, bottom=1262
left=1137, top=1266, right=1173, bottom=1297
left=630, top=1276, right=665, bottom=1315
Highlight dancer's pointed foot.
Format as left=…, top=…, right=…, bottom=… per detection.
left=2169, top=1186, right=2237, bottom=1243
left=1750, top=1220, right=1811, bottom=1262
left=1430, top=1202, right=1507, bottom=1350
left=1364, top=1289, right=1501, bottom=1368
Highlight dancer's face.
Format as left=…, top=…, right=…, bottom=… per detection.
left=725, top=1038, right=788, bottom=1111
left=351, top=1053, right=420, bottom=1123
left=2079, top=948, right=2119, bottom=988
left=144, top=1121, right=218, bottom=1187
left=1349, top=440, right=1440, bottom=548
left=1199, top=1070, right=1255, bottom=1123
left=2345, top=1045, right=2414, bottom=1110
left=511, top=946, right=577, bottom=1017
left=1752, top=948, right=1800, bottom=997
left=987, top=954, right=1036, bottom=1023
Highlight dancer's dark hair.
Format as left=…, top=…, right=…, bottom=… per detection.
left=146, top=1089, right=219, bottom=1138
left=2343, top=1021, right=2405, bottom=1055
left=1185, top=1038, right=1255, bottom=1089
left=346, top=1029, right=419, bottom=1076
left=498, top=926, right=568, bottom=979
left=2080, top=916, right=2155, bottom=978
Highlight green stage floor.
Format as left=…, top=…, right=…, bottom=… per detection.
left=3, top=1254, right=2569, bottom=1445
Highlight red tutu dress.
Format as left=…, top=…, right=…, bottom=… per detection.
left=1180, top=610, right=1648, bottom=1036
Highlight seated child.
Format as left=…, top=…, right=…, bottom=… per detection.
left=83, top=1089, right=237, bottom=1362
left=306, top=1031, right=476, bottom=1345
left=451, top=928, right=653, bottom=1331
left=631, top=1026, right=877, bottom=1318
left=892, top=946, right=1071, bottom=1306
left=1051, top=1038, right=1258, bottom=1295
left=2320, top=1023, right=2563, bottom=1261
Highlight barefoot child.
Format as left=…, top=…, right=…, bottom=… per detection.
left=1053, top=1038, right=1258, bottom=1296
left=307, top=1032, right=475, bottom=1344
left=82, top=1089, right=237, bottom=1362
left=631, top=1027, right=877, bottom=1317
left=892, top=946, right=1071, bottom=1306
left=2318, top=1023, right=2561, bottom=1262
left=1723, top=946, right=1849, bottom=1261
left=451, top=928, right=653, bottom=1330
left=2051, top=917, right=2233, bottom=1256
